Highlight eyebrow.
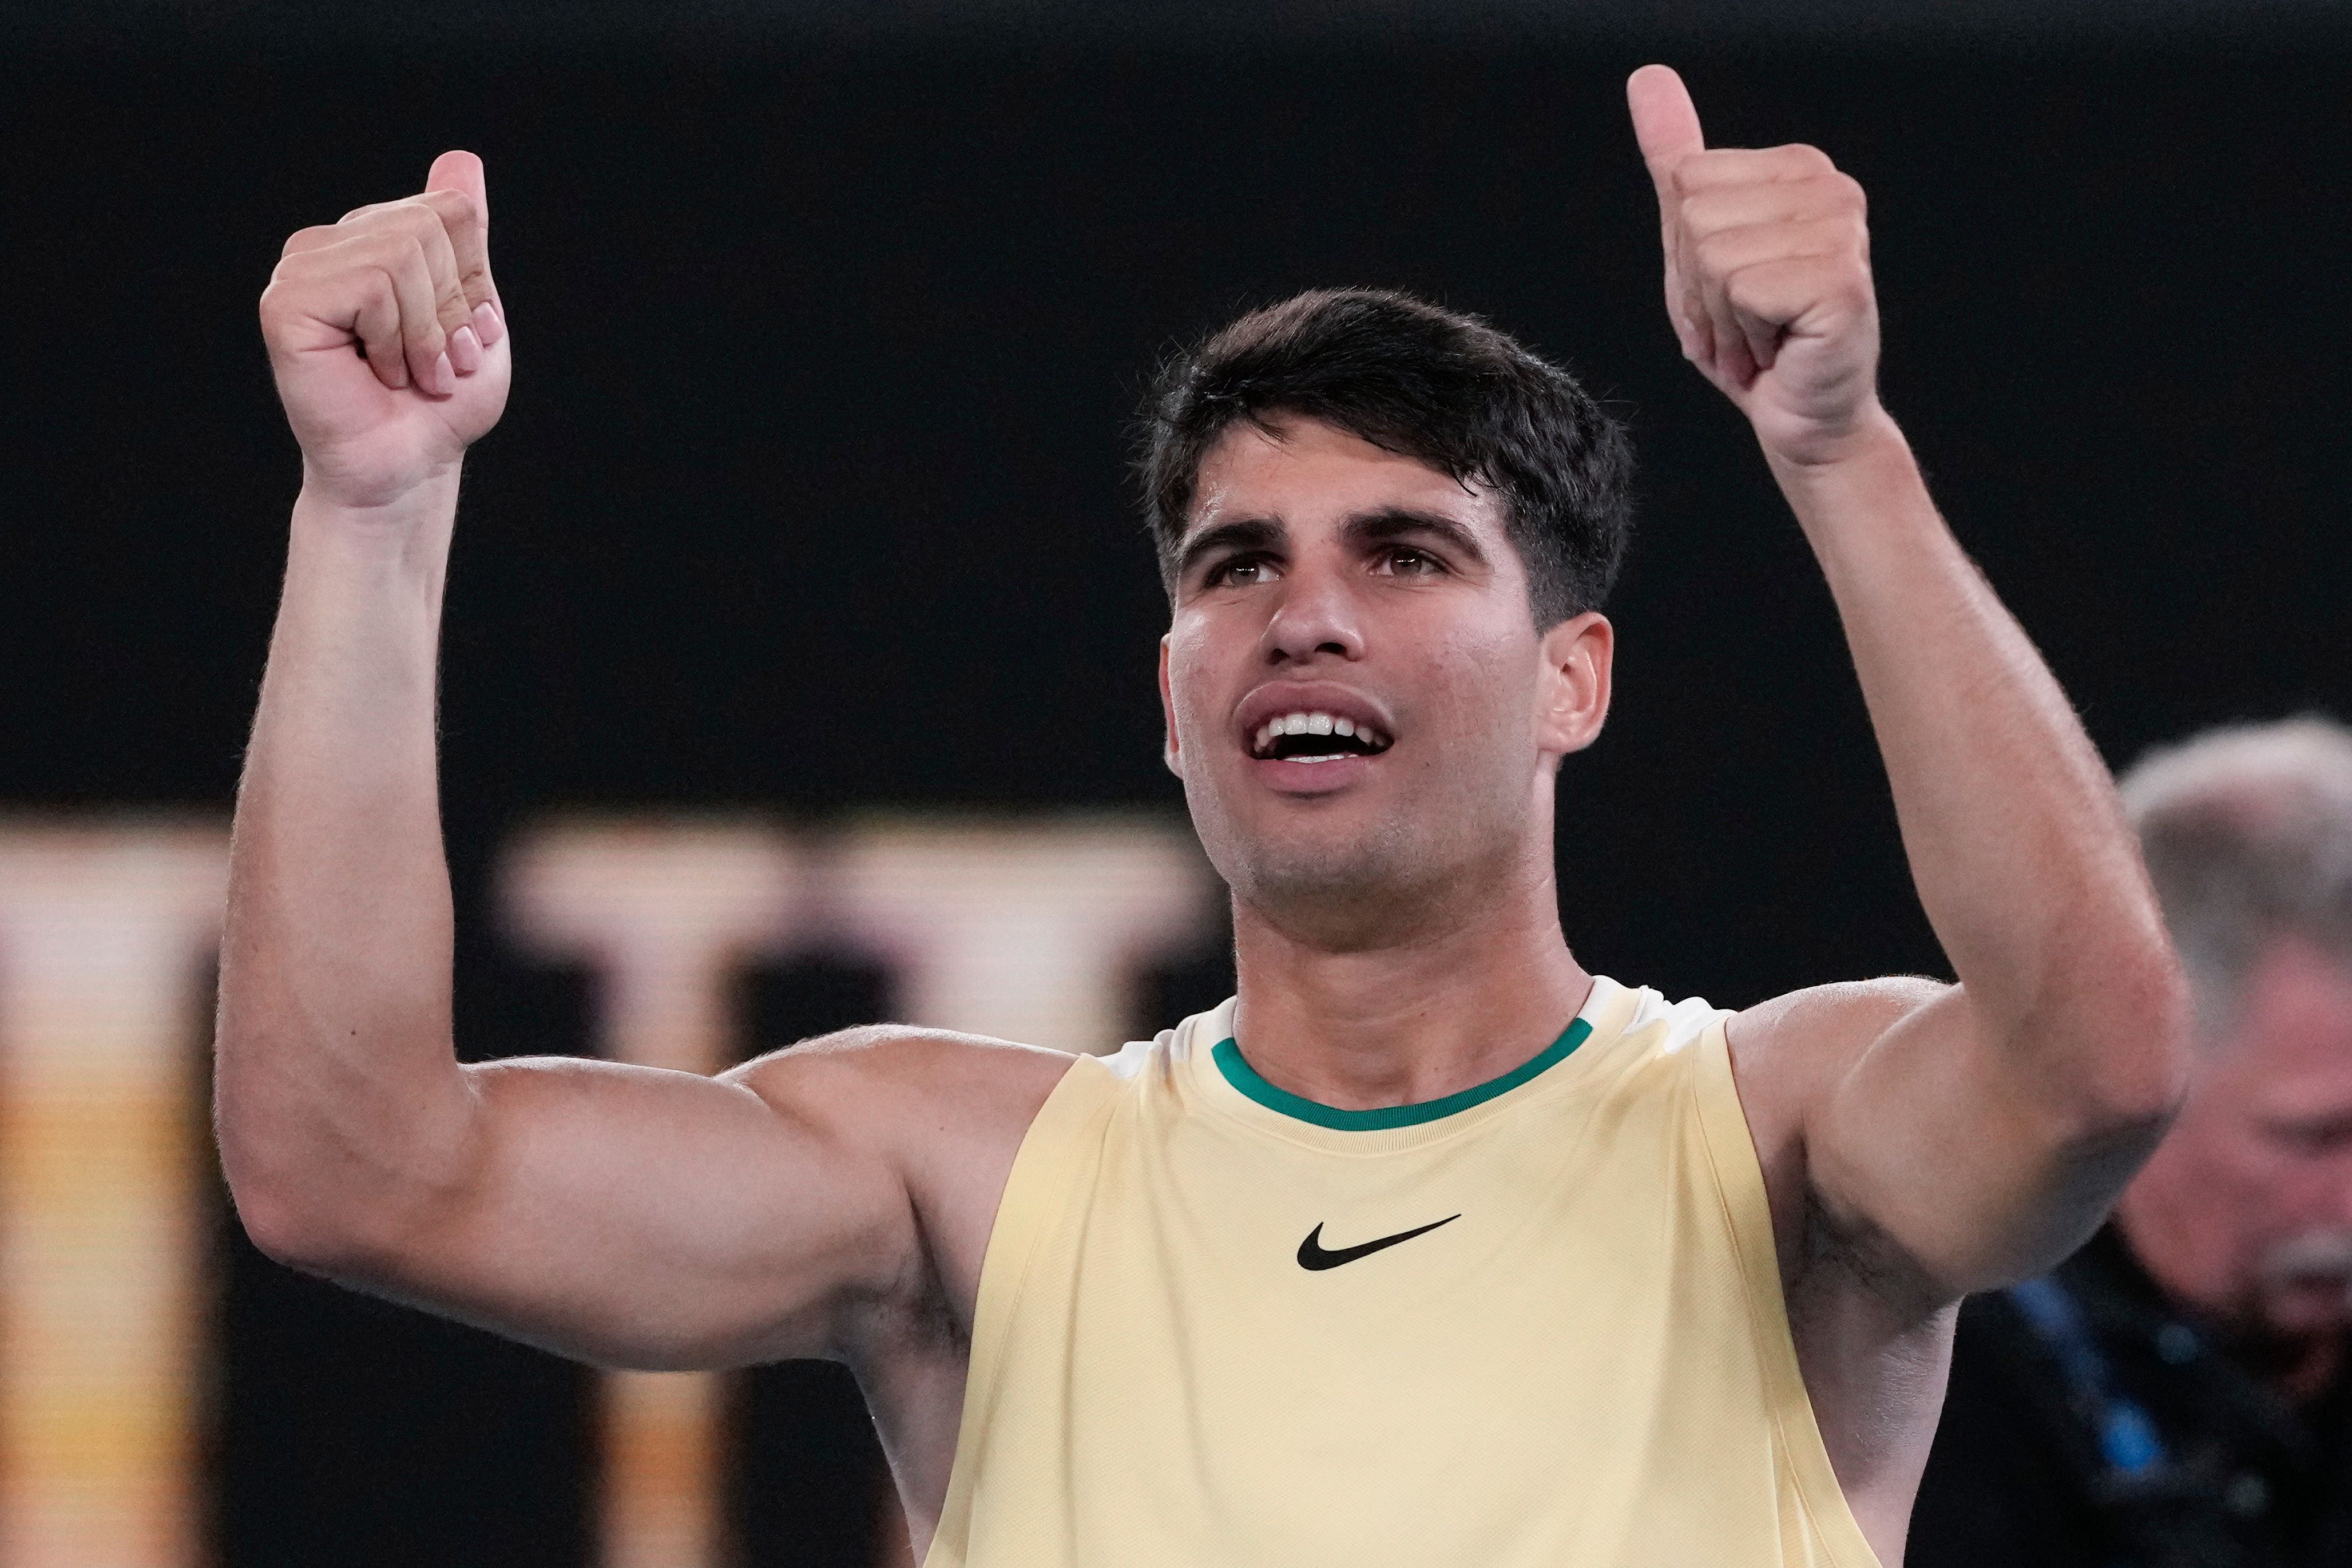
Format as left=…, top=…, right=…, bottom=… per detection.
left=1176, top=506, right=1493, bottom=582
left=1343, top=507, right=1491, bottom=567
left=1175, top=516, right=1287, bottom=584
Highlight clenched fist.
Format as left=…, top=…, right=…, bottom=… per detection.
left=259, top=150, right=510, bottom=510
left=1628, top=66, right=1882, bottom=467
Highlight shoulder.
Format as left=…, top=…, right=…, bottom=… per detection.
left=725, top=1025, right=1078, bottom=1156
left=1735, top=975, right=1950, bottom=1046
left=1729, top=976, right=1950, bottom=1111
left=726, top=1027, right=1084, bottom=1347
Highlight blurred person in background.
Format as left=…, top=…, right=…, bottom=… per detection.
left=1911, top=717, right=2352, bottom=1567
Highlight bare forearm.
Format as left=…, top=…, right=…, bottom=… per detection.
left=1627, top=67, right=2185, bottom=1291
left=1774, top=410, right=2184, bottom=1111
left=217, top=475, right=475, bottom=1257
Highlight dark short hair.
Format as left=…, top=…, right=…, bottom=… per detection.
left=1136, top=288, right=1634, bottom=626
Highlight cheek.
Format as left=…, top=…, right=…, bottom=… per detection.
left=2269, top=1150, right=2352, bottom=1230
left=1162, top=625, right=1221, bottom=747
left=2213, top=1129, right=2294, bottom=1206
left=2214, top=1137, right=2347, bottom=1252
left=1419, top=629, right=1541, bottom=741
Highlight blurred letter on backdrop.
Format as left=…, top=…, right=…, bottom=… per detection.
left=834, top=816, right=1215, bottom=1053
left=503, top=820, right=808, bottom=1568
left=0, top=823, right=228, bottom=1568
left=504, top=813, right=1213, bottom=1567
left=0, top=813, right=1212, bottom=1568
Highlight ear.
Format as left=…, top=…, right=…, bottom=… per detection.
left=1535, top=612, right=1613, bottom=758
left=1158, top=634, right=1184, bottom=779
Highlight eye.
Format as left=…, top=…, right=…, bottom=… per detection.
left=1204, top=555, right=1277, bottom=588
left=1377, top=547, right=1445, bottom=578
left=2264, top=1117, right=2352, bottom=1156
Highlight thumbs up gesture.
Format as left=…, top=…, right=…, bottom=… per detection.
left=257, top=151, right=510, bottom=511
left=1629, top=66, right=1882, bottom=467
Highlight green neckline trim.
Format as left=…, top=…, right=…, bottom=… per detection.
left=1210, top=1017, right=1593, bottom=1131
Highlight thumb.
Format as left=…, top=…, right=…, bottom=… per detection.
left=425, top=149, right=501, bottom=323
left=1627, top=65, right=1705, bottom=187
left=426, top=149, right=489, bottom=234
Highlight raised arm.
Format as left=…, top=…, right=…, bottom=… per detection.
left=1625, top=68, right=2191, bottom=1303
left=216, top=154, right=1062, bottom=1369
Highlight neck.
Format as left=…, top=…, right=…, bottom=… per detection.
left=1227, top=852, right=1591, bottom=1112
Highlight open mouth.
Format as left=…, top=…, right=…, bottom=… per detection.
left=1248, top=710, right=1395, bottom=765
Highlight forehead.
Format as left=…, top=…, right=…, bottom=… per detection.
left=1185, top=416, right=1508, bottom=543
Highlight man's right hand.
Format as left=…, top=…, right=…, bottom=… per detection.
left=259, top=150, right=508, bottom=511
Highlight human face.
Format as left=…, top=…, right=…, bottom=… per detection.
left=1157, top=416, right=1610, bottom=946
left=2123, top=935, right=2352, bottom=1339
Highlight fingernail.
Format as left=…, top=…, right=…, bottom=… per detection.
left=449, top=324, right=482, bottom=375
left=430, top=351, right=455, bottom=395
left=473, top=300, right=505, bottom=348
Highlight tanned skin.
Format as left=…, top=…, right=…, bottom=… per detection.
left=218, top=67, right=2188, bottom=1564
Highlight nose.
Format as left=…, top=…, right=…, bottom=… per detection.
left=1260, top=561, right=1365, bottom=666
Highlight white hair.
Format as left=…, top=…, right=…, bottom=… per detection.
left=2121, top=716, right=2352, bottom=1042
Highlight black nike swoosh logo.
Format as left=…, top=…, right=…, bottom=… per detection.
left=1296, top=1214, right=1461, bottom=1271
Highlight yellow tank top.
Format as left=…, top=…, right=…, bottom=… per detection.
left=922, top=976, right=1881, bottom=1568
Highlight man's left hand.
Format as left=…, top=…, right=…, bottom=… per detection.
left=1629, top=65, right=1883, bottom=467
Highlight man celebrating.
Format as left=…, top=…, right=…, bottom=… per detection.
left=219, top=66, right=2186, bottom=1566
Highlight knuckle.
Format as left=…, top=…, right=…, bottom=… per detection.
left=358, top=266, right=398, bottom=315
left=344, top=227, right=403, bottom=267
left=423, top=188, right=481, bottom=229
left=346, top=225, right=411, bottom=268
left=1691, top=231, right=1741, bottom=273
left=362, top=204, right=443, bottom=253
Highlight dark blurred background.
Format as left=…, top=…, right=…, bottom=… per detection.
left=4, top=2, right=2347, bottom=1563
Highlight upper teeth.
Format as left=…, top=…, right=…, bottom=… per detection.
left=1253, top=710, right=1384, bottom=755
